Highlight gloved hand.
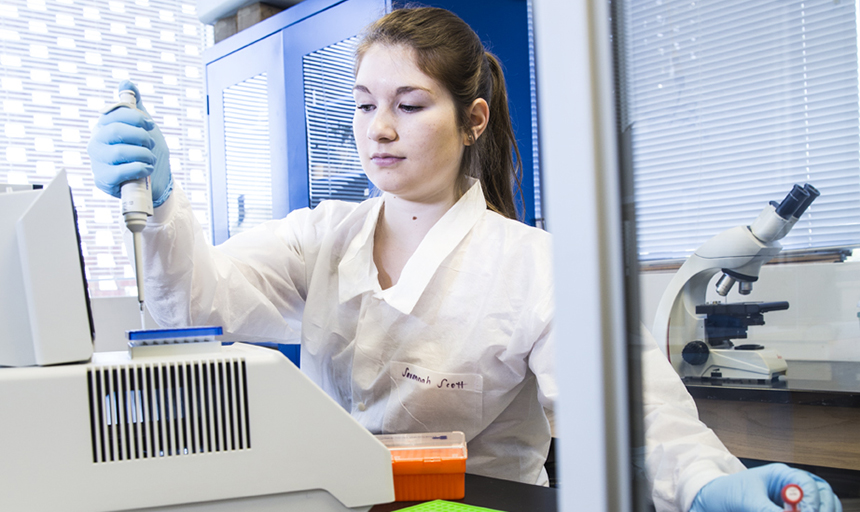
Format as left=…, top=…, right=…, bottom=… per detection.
left=690, top=463, right=842, bottom=512
left=87, top=80, right=173, bottom=207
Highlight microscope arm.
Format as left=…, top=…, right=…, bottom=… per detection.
left=652, top=226, right=781, bottom=358
left=651, top=184, right=819, bottom=379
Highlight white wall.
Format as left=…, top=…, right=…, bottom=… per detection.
left=639, top=261, right=860, bottom=364
left=90, top=296, right=159, bottom=353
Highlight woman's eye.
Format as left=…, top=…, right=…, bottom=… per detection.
left=400, top=104, right=423, bottom=113
left=356, top=104, right=375, bottom=112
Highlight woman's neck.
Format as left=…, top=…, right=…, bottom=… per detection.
left=373, top=192, right=459, bottom=289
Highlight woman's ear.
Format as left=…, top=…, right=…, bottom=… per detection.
left=465, top=98, right=490, bottom=145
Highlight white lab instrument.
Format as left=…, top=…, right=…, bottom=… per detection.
left=0, top=171, right=395, bottom=511
left=0, top=171, right=93, bottom=367
left=103, top=88, right=153, bottom=325
left=0, top=339, right=395, bottom=512
left=652, top=184, right=819, bottom=381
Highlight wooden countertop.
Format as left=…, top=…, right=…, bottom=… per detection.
left=687, top=361, right=860, bottom=472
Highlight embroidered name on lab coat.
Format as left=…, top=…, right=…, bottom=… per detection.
left=391, top=361, right=483, bottom=393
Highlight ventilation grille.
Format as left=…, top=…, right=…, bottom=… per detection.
left=87, top=359, right=251, bottom=463
left=302, top=36, right=369, bottom=208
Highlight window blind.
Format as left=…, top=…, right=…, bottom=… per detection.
left=223, top=73, right=272, bottom=237
left=0, top=0, right=209, bottom=297
left=621, top=0, right=860, bottom=261
left=302, top=36, right=369, bottom=208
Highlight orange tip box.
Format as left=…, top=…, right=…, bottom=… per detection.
left=375, top=431, right=468, bottom=502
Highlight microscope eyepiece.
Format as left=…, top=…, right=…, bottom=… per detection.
left=792, top=183, right=820, bottom=219
left=774, top=184, right=810, bottom=220
left=756, top=183, right=822, bottom=241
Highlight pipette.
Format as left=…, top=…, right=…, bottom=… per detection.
left=102, top=89, right=153, bottom=328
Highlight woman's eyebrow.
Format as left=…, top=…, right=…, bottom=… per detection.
left=352, top=84, right=431, bottom=96
left=394, top=86, right=430, bottom=96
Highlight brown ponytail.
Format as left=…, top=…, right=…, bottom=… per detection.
left=470, top=53, right=522, bottom=219
left=356, top=7, right=523, bottom=220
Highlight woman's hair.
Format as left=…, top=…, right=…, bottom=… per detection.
left=356, top=7, right=523, bottom=220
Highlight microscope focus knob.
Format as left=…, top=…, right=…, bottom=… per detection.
left=682, top=341, right=710, bottom=365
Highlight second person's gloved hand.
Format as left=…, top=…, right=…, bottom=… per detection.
left=87, top=80, right=173, bottom=207
left=690, top=463, right=842, bottom=512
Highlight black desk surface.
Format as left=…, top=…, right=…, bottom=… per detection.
left=365, top=473, right=860, bottom=511
left=686, top=360, right=860, bottom=407
left=370, top=474, right=558, bottom=512
left=368, top=477, right=859, bottom=512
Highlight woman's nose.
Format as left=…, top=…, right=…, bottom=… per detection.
left=367, top=108, right=397, bottom=142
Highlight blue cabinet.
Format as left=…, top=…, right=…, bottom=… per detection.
left=206, top=29, right=286, bottom=245
left=204, top=0, right=386, bottom=244
left=204, top=0, right=539, bottom=244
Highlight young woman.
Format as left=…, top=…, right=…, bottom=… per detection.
left=88, top=7, right=839, bottom=512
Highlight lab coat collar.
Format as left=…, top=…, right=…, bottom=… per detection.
left=338, top=179, right=486, bottom=314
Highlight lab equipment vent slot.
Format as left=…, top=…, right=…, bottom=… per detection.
left=223, top=74, right=272, bottom=237
left=303, top=36, right=369, bottom=208
left=87, top=359, right=251, bottom=463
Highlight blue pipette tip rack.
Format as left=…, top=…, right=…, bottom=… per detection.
left=126, top=326, right=224, bottom=358
left=127, top=326, right=223, bottom=342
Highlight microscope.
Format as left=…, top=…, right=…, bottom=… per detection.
left=652, top=184, right=819, bottom=382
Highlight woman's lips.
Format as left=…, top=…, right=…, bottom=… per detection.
left=370, top=153, right=405, bottom=166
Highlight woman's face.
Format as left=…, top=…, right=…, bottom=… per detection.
left=353, top=44, right=465, bottom=204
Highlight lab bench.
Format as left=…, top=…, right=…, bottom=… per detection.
left=687, top=360, right=860, bottom=498
left=370, top=473, right=557, bottom=512
left=367, top=473, right=860, bottom=511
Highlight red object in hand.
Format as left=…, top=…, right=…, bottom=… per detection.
left=782, top=483, right=803, bottom=512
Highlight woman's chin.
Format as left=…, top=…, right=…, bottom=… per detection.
left=365, top=175, right=405, bottom=196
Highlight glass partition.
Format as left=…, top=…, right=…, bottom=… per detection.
left=613, top=0, right=860, bottom=503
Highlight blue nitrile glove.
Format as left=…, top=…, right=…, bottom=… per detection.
left=87, top=80, right=173, bottom=207
left=690, top=463, right=842, bottom=512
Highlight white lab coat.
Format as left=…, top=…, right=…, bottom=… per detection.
left=140, top=179, right=744, bottom=508
left=638, top=326, right=746, bottom=511
left=142, top=180, right=556, bottom=485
